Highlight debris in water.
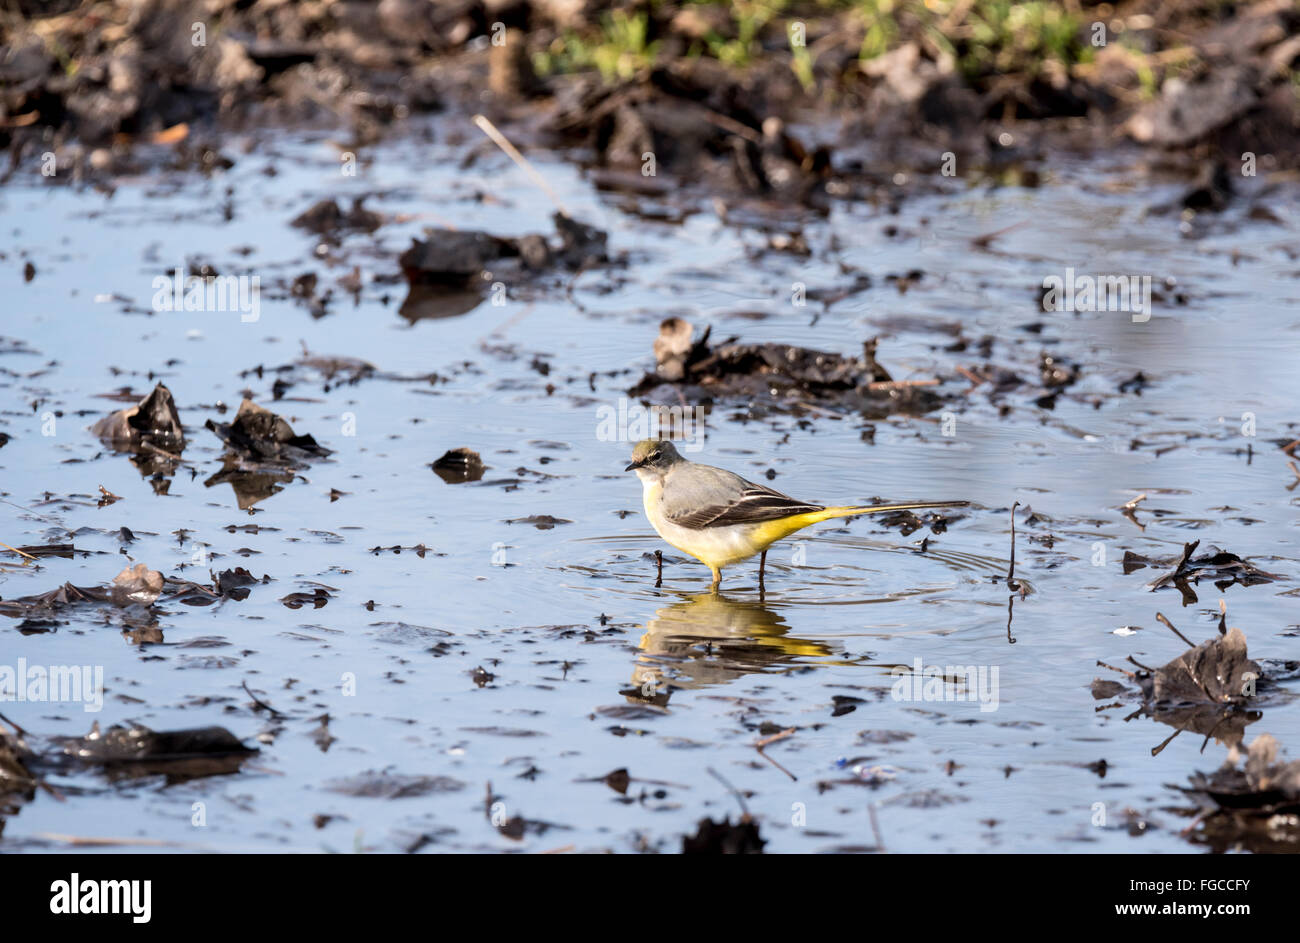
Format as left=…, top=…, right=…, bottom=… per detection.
left=111, top=563, right=164, bottom=606
left=0, top=563, right=164, bottom=618
left=0, top=720, right=38, bottom=825
left=91, top=382, right=185, bottom=454
left=399, top=212, right=607, bottom=297
left=280, top=588, right=331, bottom=610
left=632, top=318, right=942, bottom=416
left=326, top=771, right=466, bottom=799
left=204, top=399, right=331, bottom=508
left=432, top=447, right=486, bottom=484
left=1093, top=607, right=1273, bottom=749
left=53, top=722, right=257, bottom=781
left=682, top=816, right=765, bottom=854
left=290, top=197, right=382, bottom=236
left=205, top=398, right=331, bottom=464
left=1131, top=539, right=1281, bottom=604
left=1178, top=733, right=1300, bottom=852
left=504, top=515, right=572, bottom=529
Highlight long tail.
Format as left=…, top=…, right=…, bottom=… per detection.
left=755, top=501, right=969, bottom=544
left=829, top=500, right=970, bottom=519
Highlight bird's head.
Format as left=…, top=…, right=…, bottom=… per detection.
left=625, top=439, right=683, bottom=479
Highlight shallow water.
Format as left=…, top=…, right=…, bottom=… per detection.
left=2, top=120, right=1298, bottom=852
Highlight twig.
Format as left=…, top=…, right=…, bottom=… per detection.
left=706, top=766, right=749, bottom=818
left=1121, top=493, right=1147, bottom=510
left=694, top=108, right=762, bottom=144
left=175, top=579, right=219, bottom=598
left=472, top=114, right=568, bottom=216
left=0, top=709, right=29, bottom=737
left=1154, top=612, right=1195, bottom=648
left=868, top=803, right=886, bottom=853
left=35, top=833, right=178, bottom=847
left=1005, top=502, right=1019, bottom=586
left=970, top=220, right=1028, bottom=250
left=1150, top=725, right=1183, bottom=758
left=0, top=540, right=37, bottom=562
left=1179, top=809, right=1208, bottom=838
left=1096, top=659, right=1136, bottom=680
left=0, top=497, right=63, bottom=525
left=241, top=680, right=283, bottom=718
left=865, top=377, right=939, bottom=392
left=1126, top=654, right=1156, bottom=673
left=139, top=440, right=186, bottom=463
left=754, top=727, right=798, bottom=781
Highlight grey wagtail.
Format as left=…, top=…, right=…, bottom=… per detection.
left=625, top=438, right=968, bottom=589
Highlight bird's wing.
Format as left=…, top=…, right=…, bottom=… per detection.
left=661, top=464, right=824, bottom=529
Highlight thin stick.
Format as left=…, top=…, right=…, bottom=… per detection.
left=1155, top=612, right=1195, bottom=648
left=1179, top=809, right=1208, bottom=838
left=1006, top=502, right=1019, bottom=585
left=241, top=680, right=283, bottom=718
left=1122, top=493, right=1147, bottom=510
left=168, top=577, right=219, bottom=598
left=706, top=766, right=749, bottom=818
left=0, top=540, right=37, bottom=562
left=755, top=727, right=798, bottom=781
left=868, top=803, right=886, bottom=852
left=0, top=497, right=63, bottom=525
left=1096, top=659, right=1137, bottom=680
left=139, top=440, right=186, bottom=463
left=0, top=709, right=29, bottom=737
left=970, top=220, right=1028, bottom=249
left=865, top=378, right=939, bottom=392
left=695, top=108, right=762, bottom=144
left=472, top=115, right=568, bottom=216
left=1150, top=725, right=1182, bottom=758
left=35, top=833, right=178, bottom=847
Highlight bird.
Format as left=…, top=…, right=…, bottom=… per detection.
left=625, top=438, right=968, bottom=590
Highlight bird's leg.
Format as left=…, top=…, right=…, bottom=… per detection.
left=709, top=566, right=722, bottom=593
left=654, top=549, right=663, bottom=588
left=759, top=550, right=767, bottom=588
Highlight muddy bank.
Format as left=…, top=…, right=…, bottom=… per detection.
left=3, top=1, right=1298, bottom=189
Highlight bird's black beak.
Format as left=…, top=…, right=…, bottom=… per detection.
left=624, top=460, right=643, bottom=472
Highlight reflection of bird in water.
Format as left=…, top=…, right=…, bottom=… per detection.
left=626, top=592, right=834, bottom=703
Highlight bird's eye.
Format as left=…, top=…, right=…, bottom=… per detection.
left=649, top=451, right=660, bottom=461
